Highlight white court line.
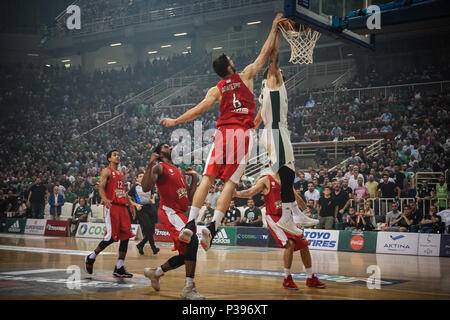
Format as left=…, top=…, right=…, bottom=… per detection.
left=0, top=269, right=66, bottom=275
left=0, top=234, right=57, bottom=240
left=0, top=245, right=115, bottom=256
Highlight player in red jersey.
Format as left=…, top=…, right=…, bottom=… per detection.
left=141, top=143, right=203, bottom=300
left=233, top=172, right=326, bottom=289
left=85, top=150, right=136, bottom=278
left=160, top=13, right=287, bottom=251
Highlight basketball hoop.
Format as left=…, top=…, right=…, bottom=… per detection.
left=278, top=18, right=321, bottom=65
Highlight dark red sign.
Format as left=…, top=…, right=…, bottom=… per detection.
left=154, top=224, right=172, bottom=242
left=44, top=220, right=69, bottom=237
left=350, top=235, right=364, bottom=251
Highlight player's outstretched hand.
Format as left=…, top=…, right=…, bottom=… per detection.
left=160, top=118, right=177, bottom=127
left=272, top=13, right=284, bottom=28
left=103, top=199, right=112, bottom=208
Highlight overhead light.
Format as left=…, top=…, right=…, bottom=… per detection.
left=27, top=53, right=39, bottom=57
left=61, top=59, right=71, bottom=63
left=110, top=43, right=122, bottom=47
left=107, top=61, right=117, bottom=65
left=148, top=51, right=158, bottom=54
left=247, top=21, right=261, bottom=25
left=45, top=64, right=51, bottom=67
left=64, top=64, right=71, bottom=68
left=161, top=44, right=172, bottom=48
left=166, top=7, right=174, bottom=10
left=212, top=47, right=223, bottom=50
left=174, top=33, right=187, bottom=37
left=186, top=46, right=191, bottom=49
left=182, top=51, right=189, bottom=54
left=347, top=53, right=353, bottom=56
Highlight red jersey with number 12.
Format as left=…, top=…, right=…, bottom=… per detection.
left=263, top=175, right=282, bottom=216
left=105, top=167, right=128, bottom=206
left=156, top=162, right=189, bottom=213
left=216, top=73, right=255, bottom=129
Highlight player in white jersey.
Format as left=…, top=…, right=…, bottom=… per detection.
left=255, top=30, right=318, bottom=234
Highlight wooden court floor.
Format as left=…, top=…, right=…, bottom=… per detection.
left=0, top=234, right=449, bottom=300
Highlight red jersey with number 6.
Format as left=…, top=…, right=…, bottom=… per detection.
left=105, top=167, right=128, bottom=206
left=216, top=73, right=255, bottom=130
left=156, top=162, right=189, bottom=213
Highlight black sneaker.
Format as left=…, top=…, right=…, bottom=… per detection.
left=113, top=266, right=133, bottom=278
left=136, top=244, right=144, bottom=255
left=152, top=247, right=160, bottom=255
left=85, top=254, right=95, bottom=275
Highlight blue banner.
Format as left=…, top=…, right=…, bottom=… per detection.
left=440, top=234, right=450, bottom=257
left=236, top=227, right=269, bottom=247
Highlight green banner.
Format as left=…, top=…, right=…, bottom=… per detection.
left=5, top=218, right=27, bottom=234
left=338, top=230, right=377, bottom=253
left=212, top=226, right=236, bottom=246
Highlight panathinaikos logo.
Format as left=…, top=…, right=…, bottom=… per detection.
left=212, top=227, right=236, bottom=246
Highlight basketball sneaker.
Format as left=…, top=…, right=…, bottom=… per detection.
left=283, top=275, right=299, bottom=290
left=276, top=215, right=304, bottom=236
left=144, top=267, right=163, bottom=291
left=306, top=274, right=326, bottom=288
left=85, top=254, right=95, bottom=275
left=113, top=266, right=133, bottom=278
left=136, top=244, right=144, bottom=255
left=152, top=247, right=160, bottom=255
left=293, top=210, right=319, bottom=227
left=178, top=219, right=196, bottom=244
left=200, top=221, right=216, bottom=252
left=181, top=284, right=205, bottom=300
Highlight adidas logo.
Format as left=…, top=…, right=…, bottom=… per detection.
left=8, top=220, right=21, bottom=233
left=213, top=228, right=230, bottom=244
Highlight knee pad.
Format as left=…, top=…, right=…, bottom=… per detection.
left=119, top=239, right=129, bottom=252
left=279, top=166, right=295, bottom=203
left=185, top=234, right=199, bottom=261
left=168, top=254, right=185, bottom=269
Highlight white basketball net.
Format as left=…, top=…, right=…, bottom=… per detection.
left=278, top=23, right=321, bottom=65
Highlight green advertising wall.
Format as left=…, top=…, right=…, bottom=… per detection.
left=212, top=226, right=236, bottom=246
left=338, top=230, right=378, bottom=253
left=5, top=218, right=27, bottom=234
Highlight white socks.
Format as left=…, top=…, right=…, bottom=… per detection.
left=89, top=252, right=97, bottom=260
left=280, top=203, right=292, bottom=223
left=284, top=268, right=291, bottom=278
left=155, top=266, right=164, bottom=277
left=186, top=276, right=194, bottom=287
left=291, top=202, right=303, bottom=216
left=212, top=210, right=225, bottom=231
left=116, top=259, right=124, bottom=269
left=188, top=206, right=200, bottom=222
left=305, top=267, right=313, bottom=278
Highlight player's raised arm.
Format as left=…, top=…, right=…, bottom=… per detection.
left=98, top=168, right=111, bottom=208
left=267, top=30, right=283, bottom=86
left=184, top=167, right=199, bottom=203
left=241, top=13, right=283, bottom=80
left=233, top=177, right=269, bottom=198
left=142, top=153, right=163, bottom=192
left=160, top=87, right=220, bottom=127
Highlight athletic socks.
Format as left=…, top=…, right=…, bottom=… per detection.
left=186, top=276, right=194, bottom=287
left=211, top=210, right=225, bottom=231
left=188, top=206, right=201, bottom=222
left=89, top=252, right=97, bottom=260
left=280, top=203, right=293, bottom=223
left=116, top=259, right=124, bottom=269
left=290, top=202, right=302, bottom=215
left=305, top=267, right=313, bottom=279
left=155, top=266, right=164, bottom=277
left=284, top=268, right=291, bottom=278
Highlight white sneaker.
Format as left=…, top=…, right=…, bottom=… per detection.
left=276, top=216, right=304, bottom=236
left=181, top=284, right=205, bottom=300
left=144, top=267, right=163, bottom=291
left=200, top=228, right=212, bottom=252
left=178, top=228, right=193, bottom=244
left=293, top=210, right=319, bottom=227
